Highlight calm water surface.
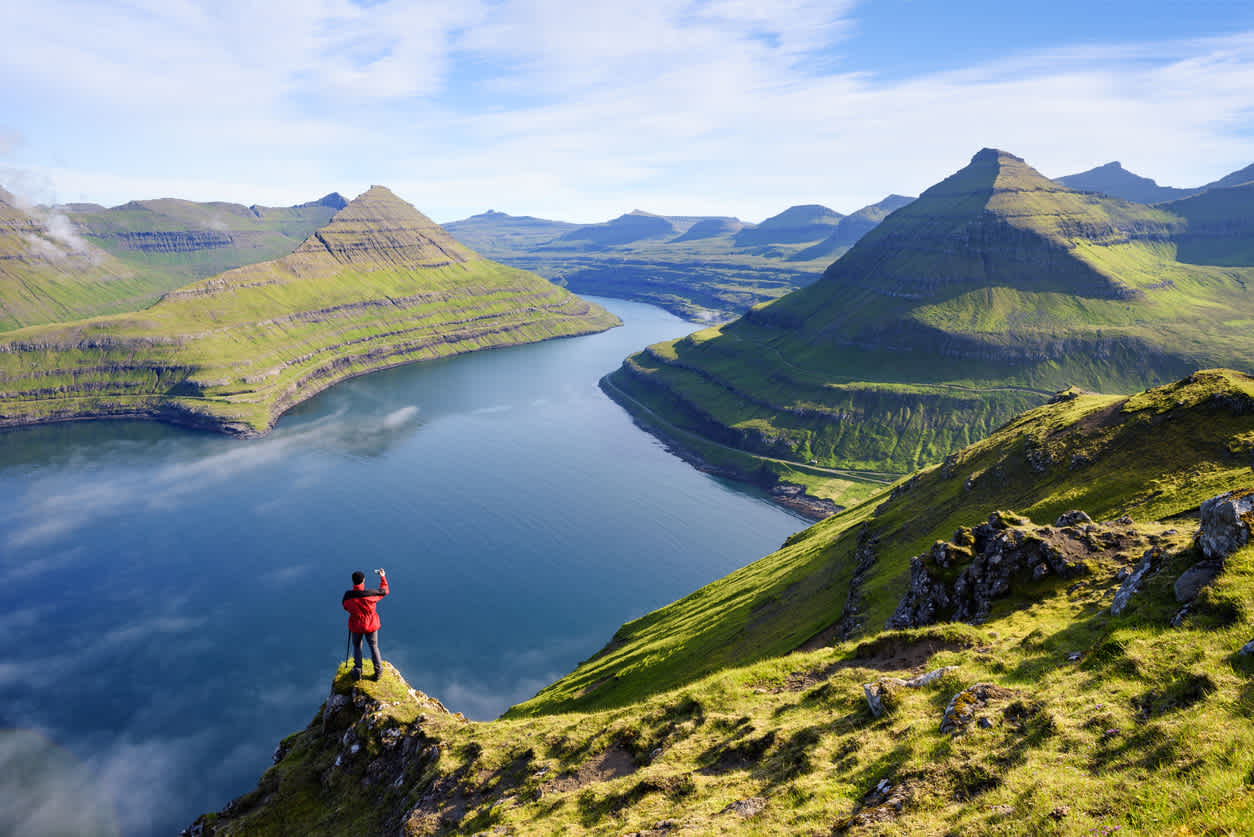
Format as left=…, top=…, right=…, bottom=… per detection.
left=0, top=298, right=807, bottom=836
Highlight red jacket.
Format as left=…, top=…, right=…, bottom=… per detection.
left=342, top=575, right=389, bottom=633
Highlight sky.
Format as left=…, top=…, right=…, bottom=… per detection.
left=2, top=0, right=1253, bottom=224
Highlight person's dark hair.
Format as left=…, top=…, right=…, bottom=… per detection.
left=352, top=570, right=365, bottom=585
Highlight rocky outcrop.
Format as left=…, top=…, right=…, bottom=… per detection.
left=1196, top=489, right=1254, bottom=559
left=887, top=511, right=1093, bottom=628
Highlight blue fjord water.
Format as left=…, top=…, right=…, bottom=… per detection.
left=0, top=298, right=808, bottom=837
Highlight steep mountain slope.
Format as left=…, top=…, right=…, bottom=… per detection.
left=192, top=370, right=1254, bottom=836
left=1201, top=162, right=1254, bottom=191
left=1055, top=161, right=1196, bottom=203
left=65, top=193, right=345, bottom=287
left=605, top=149, right=1254, bottom=477
left=789, top=194, right=915, bottom=262
left=0, top=186, right=618, bottom=436
left=0, top=189, right=173, bottom=330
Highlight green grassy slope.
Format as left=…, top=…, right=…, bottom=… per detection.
left=0, top=186, right=618, bottom=436
left=512, top=368, right=1254, bottom=716
left=607, top=149, right=1254, bottom=475
left=196, top=369, right=1254, bottom=836
left=0, top=190, right=181, bottom=330
left=65, top=193, right=345, bottom=286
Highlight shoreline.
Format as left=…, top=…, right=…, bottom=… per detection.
left=597, top=373, right=841, bottom=521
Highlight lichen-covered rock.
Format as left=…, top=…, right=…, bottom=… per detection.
left=1197, top=490, right=1254, bottom=559
left=939, top=683, right=1017, bottom=734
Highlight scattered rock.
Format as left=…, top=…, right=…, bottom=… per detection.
left=977, top=717, right=994, bottom=729
left=1055, top=510, right=1093, bottom=527
left=833, top=774, right=915, bottom=831
left=1066, top=652, right=1083, bottom=662
left=1175, top=562, right=1222, bottom=602
left=720, top=797, right=766, bottom=818
left=1197, top=489, right=1254, bottom=559
left=1050, top=805, right=1071, bottom=820
left=1111, top=547, right=1164, bottom=616
left=863, top=666, right=958, bottom=718
left=940, top=683, right=1017, bottom=734
left=1238, top=639, right=1254, bottom=657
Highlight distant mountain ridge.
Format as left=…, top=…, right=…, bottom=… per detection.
left=445, top=201, right=903, bottom=322
left=1056, top=159, right=1254, bottom=203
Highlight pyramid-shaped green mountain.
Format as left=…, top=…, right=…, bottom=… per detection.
left=0, top=186, right=618, bottom=436
left=606, top=149, right=1254, bottom=474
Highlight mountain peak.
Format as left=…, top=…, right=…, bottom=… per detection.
left=290, top=186, right=473, bottom=269
left=969, top=147, right=1025, bottom=166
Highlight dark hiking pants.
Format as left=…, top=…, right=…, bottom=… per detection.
left=351, top=630, right=381, bottom=676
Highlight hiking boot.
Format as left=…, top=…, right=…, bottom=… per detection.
left=369, top=670, right=380, bottom=681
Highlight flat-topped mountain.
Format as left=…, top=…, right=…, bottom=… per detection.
left=0, top=186, right=618, bottom=436
left=733, top=203, right=844, bottom=248
left=605, top=148, right=1254, bottom=479
left=555, top=210, right=679, bottom=248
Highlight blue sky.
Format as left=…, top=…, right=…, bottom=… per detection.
left=1, top=0, right=1252, bottom=223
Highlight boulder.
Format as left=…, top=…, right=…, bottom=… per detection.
left=1197, top=490, right=1254, bottom=559
left=1055, top=510, right=1093, bottom=527
left=1174, top=561, right=1222, bottom=603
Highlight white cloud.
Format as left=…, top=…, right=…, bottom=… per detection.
left=1, top=2, right=1251, bottom=219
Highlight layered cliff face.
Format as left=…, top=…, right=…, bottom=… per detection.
left=606, top=149, right=1254, bottom=474
left=0, top=189, right=169, bottom=330
left=65, top=193, right=346, bottom=286
left=0, top=186, right=619, bottom=436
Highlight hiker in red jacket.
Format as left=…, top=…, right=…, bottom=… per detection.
left=342, top=568, right=389, bottom=681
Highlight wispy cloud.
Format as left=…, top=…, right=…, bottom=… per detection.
left=1, top=2, right=1252, bottom=221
